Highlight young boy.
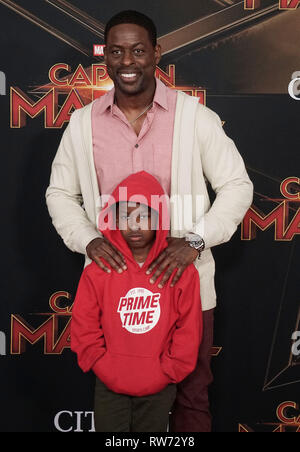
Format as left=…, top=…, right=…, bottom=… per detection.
left=71, top=171, right=202, bottom=432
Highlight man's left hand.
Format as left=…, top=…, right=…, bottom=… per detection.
left=146, top=237, right=198, bottom=288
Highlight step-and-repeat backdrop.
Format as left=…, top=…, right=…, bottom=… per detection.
left=0, top=0, right=299, bottom=432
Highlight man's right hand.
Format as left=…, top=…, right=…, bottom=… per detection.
left=86, top=237, right=127, bottom=274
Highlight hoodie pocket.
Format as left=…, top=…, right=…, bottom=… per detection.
left=92, top=351, right=171, bottom=397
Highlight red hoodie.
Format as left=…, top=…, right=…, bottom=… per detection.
left=71, top=171, right=202, bottom=397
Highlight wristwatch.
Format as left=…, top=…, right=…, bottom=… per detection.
left=185, top=233, right=205, bottom=259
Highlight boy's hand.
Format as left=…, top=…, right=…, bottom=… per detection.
left=86, top=238, right=127, bottom=274
left=146, top=237, right=198, bottom=288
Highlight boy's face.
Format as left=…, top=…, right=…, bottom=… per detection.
left=116, top=202, right=157, bottom=250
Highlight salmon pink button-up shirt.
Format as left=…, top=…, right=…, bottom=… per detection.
left=91, top=78, right=177, bottom=197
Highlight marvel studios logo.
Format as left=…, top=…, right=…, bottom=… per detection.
left=93, top=45, right=106, bottom=56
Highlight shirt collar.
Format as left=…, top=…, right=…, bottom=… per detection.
left=152, top=77, right=169, bottom=111
left=97, top=87, right=115, bottom=115
left=96, top=77, right=169, bottom=114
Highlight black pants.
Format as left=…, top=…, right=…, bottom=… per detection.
left=170, top=309, right=214, bottom=432
left=94, top=378, right=177, bottom=432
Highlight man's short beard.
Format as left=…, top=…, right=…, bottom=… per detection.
left=115, top=76, right=146, bottom=96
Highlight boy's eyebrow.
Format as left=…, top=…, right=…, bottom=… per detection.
left=119, top=209, right=149, bottom=214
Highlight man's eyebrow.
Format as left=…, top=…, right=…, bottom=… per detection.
left=109, top=42, right=145, bottom=48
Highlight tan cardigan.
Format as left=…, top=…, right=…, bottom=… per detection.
left=46, top=90, right=253, bottom=310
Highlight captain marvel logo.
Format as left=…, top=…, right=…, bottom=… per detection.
left=117, top=287, right=161, bottom=334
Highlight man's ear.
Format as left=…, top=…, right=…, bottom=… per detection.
left=154, top=44, right=162, bottom=66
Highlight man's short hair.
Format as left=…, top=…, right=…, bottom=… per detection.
left=104, top=10, right=157, bottom=47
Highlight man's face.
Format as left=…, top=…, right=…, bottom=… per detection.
left=104, top=23, right=161, bottom=96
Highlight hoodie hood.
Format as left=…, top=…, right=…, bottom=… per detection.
left=97, top=171, right=170, bottom=268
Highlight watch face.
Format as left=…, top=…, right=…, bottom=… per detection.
left=191, top=241, right=202, bottom=250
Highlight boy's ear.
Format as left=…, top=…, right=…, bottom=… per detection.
left=115, top=202, right=119, bottom=225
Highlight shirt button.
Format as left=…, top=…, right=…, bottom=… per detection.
left=135, top=144, right=139, bottom=148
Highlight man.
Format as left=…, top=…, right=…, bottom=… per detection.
left=46, top=10, right=253, bottom=432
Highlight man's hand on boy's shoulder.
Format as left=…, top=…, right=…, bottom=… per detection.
left=146, top=237, right=198, bottom=288
left=86, top=237, right=127, bottom=274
